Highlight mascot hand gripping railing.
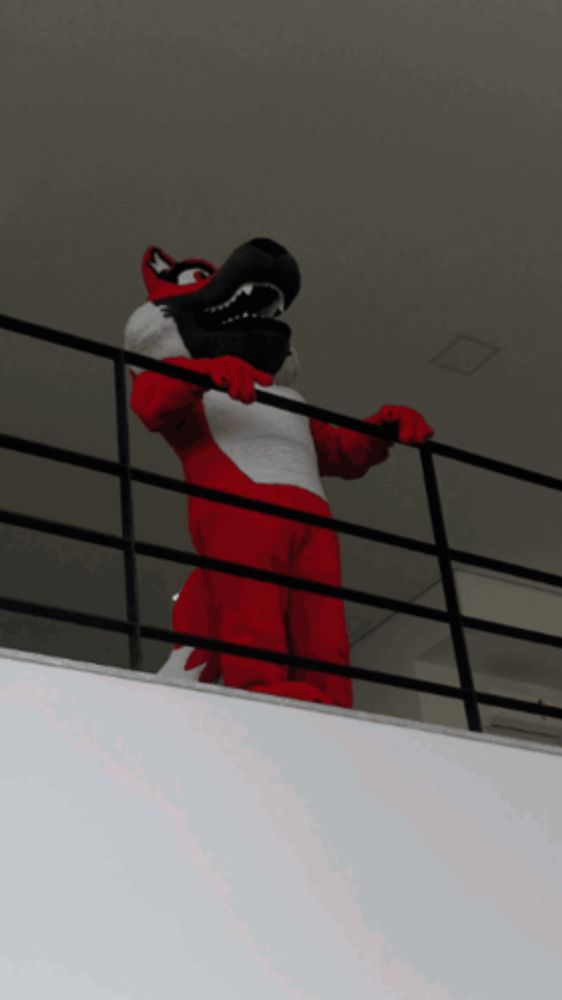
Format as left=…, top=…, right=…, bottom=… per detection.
left=125, top=238, right=433, bottom=709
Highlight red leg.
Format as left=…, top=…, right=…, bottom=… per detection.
left=189, top=497, right=292, bottom=692
left=288, top=523, right=353, bottom=709
left=187, top=492, right=348, bottom=706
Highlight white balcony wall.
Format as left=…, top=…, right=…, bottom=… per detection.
left=1, top=646, right=561, bottom=999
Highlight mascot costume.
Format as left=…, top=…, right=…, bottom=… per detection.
left=125, top=237, right=433, bottom=709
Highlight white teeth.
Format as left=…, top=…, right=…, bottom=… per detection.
left=220, top=312, right=263, bottom=325
left=204, top=281, right=285, bottom=319
left=205, top=289, right=245, bottom=314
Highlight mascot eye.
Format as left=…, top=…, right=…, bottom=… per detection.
left=177, top=267, right=211, bottom=286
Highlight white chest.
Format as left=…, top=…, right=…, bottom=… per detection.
left=202, top=385, right=326, bottom=499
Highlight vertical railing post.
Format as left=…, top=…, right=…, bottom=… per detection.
left=419, top=446, right=482, bottom=731
left=114, top=354, right=142, bottom=671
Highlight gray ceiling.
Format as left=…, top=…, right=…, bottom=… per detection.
left=2, top=0, right=561, bottom=693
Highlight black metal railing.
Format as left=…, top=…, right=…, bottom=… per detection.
left=2, top=311, right=562, bottom=734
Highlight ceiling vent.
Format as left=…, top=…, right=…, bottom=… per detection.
left=430, top=335, right=500, bottom=375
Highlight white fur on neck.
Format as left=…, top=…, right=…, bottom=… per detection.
left=124, top=302, right=188, bottom=373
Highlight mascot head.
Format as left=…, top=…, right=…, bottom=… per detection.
left=125, top=238, right=301, bottom=385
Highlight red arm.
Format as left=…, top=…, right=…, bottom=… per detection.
left=130, top=356, right=207, bottom=433
left=310, top=416, right=392, bottom=479
left=310, top=405, right=434, bottom=479
left=130, top=355, right=275, bottom=433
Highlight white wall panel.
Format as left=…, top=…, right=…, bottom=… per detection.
left=1, top=647, right=561, bottom=999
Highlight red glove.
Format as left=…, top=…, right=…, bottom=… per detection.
left=204, top=355, right=274, bottom=404
left=368, top=405, right=434, bottom=444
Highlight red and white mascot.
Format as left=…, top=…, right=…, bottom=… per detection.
left=125, top=238, right=433, bottom=709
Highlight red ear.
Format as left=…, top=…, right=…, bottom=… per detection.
left=141, top=245, right=176, bottom=294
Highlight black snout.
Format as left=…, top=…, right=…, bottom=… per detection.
left=185, top=238, right=301, bottom=312
left=248, top=238, right=288, bottom=258
left=155, top=236, right=300, bottom=377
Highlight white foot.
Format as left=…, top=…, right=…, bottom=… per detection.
left=159, top=646, right=223, bottom=685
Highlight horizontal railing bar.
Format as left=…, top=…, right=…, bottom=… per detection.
left=0, top=508, right=445, bottom=619
left=0, top=432, right=123, bottom=476
left=140, top=545, right=562, bottom=649
left=431, top=440, right=562, bottom=493
left=0, top=509, right=127, bottom=551
left=0, top=508, right=444, bottom=620
left=124, top=353, right=562, bottom=487
left=0, top=594, right=441, bottom=675
left=2, top=594, right=562, bottom=721
left=0, top=314, right=397, bottom=441
left=134, top=540, right=448, bottom=619
left=142, top=627, right=451, bottom=692
left=0, top=595, right=133, bottom=636
left=4, top=508, right=562, bottom=646
left=1, top=433, right=427, bottom=550
left=139, top=626, right=562, bottom=722
left=130, top=466, right=437, bottom=554
left=3, top=450, right=562, bottom=596
left=0, top=313, right=121, bottom=361
left=4, top=311, right=562, bottom=491
left=449, top=547, right=562, bottom=592
left=8, top=495, right=559, bottom=604
left=5, top=496, right=562, bottom=588
left=462, top=614, right=562, bottom=648
left=124, top=348, right=395, bottom=439
left=461, top=690, right=562, bottom=721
